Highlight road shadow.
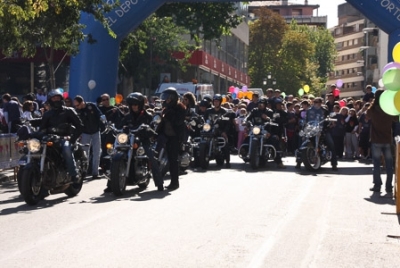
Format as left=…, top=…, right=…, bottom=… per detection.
left=364, top=192, right=395, bottom=205
left=0, top=195, right=69, bottom=216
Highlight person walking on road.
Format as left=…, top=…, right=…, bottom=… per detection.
left=367, top=89, right=399, bottom=193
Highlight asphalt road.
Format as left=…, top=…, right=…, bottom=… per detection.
left=0, top=156, right=399, bottom=268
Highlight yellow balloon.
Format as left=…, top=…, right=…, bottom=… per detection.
left=222, top=97, right=227, bottom=103
left=238, top=91, right=244, bottom=99
left=393, top=42, right=400, bottom=63
left=395, top=90, right=400, bottom=112
left=304, top=85, right=310, bottom=93
left=247, top=92, right=253, bottom=99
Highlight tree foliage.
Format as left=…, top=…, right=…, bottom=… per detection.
left=119, top=14, right=194, bottom=92
left=156, top=3, right=243, bottom=46
left=0, top=0, right=115, bottom=89
left=248, top=8, right=337, bottom=97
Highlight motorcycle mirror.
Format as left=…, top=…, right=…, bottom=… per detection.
left=329, top=112, right=336, bottom=118
left=190, top=120, right=196, bottom=126
left=100, top=115, right=107, bottom=124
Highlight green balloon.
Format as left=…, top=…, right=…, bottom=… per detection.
left=298, top=88, right=304, bottom=96
left=379, top=90, right=400, bottom=115
left=382, top=68, right=400, bottom=91
left=110, top=97, right=116, bottom=106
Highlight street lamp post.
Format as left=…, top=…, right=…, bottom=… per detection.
left=263, top=72, right=277, bottom=93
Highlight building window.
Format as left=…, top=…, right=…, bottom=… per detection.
left=354, top=38, right=358, bottom=45
left=292, top=9, right=302, bottom=16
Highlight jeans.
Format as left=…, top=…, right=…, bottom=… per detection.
left=345, top=132, right=358, bottom=158
left=62, top=140, right=77, bottom=177
left=325, top=132, right=338, bottom=167
left=371, top=143, right=393, bottom=189
left=81, top=131, right=101, bottom=176
left=166, top=136, right=180, bottom=186
left=143, top=143, right=163, bottom=187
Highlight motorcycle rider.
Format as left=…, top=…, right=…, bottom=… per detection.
left=204, top=94, right=231, bottom=168
left=39, top=88, right=84, bottom=186
left=296, top=97, right=338, bottom=171
left=242, top=97, right=286, bottom=168
left=104, top=92, right=163, bottom=192
left=157, top=88, right=186, bottom=190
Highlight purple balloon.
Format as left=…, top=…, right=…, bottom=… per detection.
left=382, top=62, right=400, bottom=74
left=242, top=85, right=248, bottom=92
left=336, top=79, right=343, bottom=88
left=234, top=87, right=240, bottom=94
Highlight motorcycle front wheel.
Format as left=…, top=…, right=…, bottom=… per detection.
left=301, top=147, right=321, bottom=171
left=249, top=140, right=260, bottom=170
left=199, top=143, right=209, bottom=170
left=110, top=159, right=127, bottom=196
left=20, top=165, right=42, bottom=205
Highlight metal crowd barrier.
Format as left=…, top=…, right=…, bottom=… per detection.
left=0, top=134, right=19, bottom=170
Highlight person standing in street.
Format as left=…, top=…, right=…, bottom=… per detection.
left=2, top=93, right=22, bottom=133
left=366, top=89, right=399, bottom=193
left=73, top=95, right=104, bottom=180
left=157, top=88, right=186, bottom=190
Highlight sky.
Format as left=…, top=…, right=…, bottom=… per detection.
left=290, top=0, right=347, bottom=28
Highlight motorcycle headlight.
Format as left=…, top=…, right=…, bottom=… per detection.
left=136, top=146, right=145, bottom=156
left=153, top=115, right=161, bottom=124
left=117, top=133, right=128, bottom=144
left=203, top=123, right=211, bottom=132
left=252, top=127, right=261, bottom=135
left=27, top=139, right=41, bottom=153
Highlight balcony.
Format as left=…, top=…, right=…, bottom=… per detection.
left=281, top=15, right=327, bottom=25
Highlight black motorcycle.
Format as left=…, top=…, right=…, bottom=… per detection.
left=106, top=123, right=153, bottom=196
left=195, top=114, right=228, bottom=169
left=18, top=132, right=88, bottom=205
left=296, top=116, right=336, bottom=171
left=239, top=120, right=279, bottom=169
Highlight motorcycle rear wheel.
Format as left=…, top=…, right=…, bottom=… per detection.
left=110, top=160, right=127, bottom=196
left=20, top=165, right=42, bottom=205
left=301, top=147, right=321, bottom=171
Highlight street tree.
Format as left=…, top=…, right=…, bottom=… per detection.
left=156, top=3, right=243, bottom=46
left=119, top=15, right=194, bottom=93
left=0, top=1, right=114, bottom=89
left=248, top=8, right=288, bottom=90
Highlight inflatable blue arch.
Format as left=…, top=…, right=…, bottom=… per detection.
left=68, top=0, right=400, bottom=101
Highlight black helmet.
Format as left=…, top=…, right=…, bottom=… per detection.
left=126, top=92, right=145, bottom=110
left=203, top=94, right=212, bottom=103
left=258, top=97, right=268, bottom=105
left=47, top=88, right=64, bottom=109
left=213, top=94, right=222, bottom=102
left=161, top=87, right=179, bottom=107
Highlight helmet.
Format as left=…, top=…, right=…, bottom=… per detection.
left=213, top=94, right=222, bottom=102
left=258, top=97, right=268, bottom=105
left=47, top=88, right=64, bottom=109
left=203, top=94, right=212, bottom=103
left=160, top=87, right=179, bottom=107
left=126, top=92, right=145, bottom=110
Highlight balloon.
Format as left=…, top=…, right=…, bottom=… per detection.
left=62, top=92, right=69, bottom=99
left=371, top=87, right=377, bottom=93
left=382, top=68, right=400, bottom=91
left=281, top=92, right=286, bottom=98
left=298, top=88, right=304, bottom=96
left=378, top=79, right=384, bottom=88
left=115, top=94, right=123, bottom=104
left=231, top=93, right=237, bottom=99
left=57, top=88, right=64, bottom=93
left=234, top=87, right=240, bottom=94
left=110, top=97, right=115, bottom=106
left=242, top=85, right=248, bottom=92
left=392, top=42, right=400, bottom=63
left=88, top=80, right=96, bottom=90
left=395, top=91, right=400, bottom=112
left=222, top=97, right=227, bottom=103
left=333, top=88, right=340, bottom=97
left=380, top=90, right=400, bottom=115
left=339, top=100, right=345, bottom=107
left=238, top=91, right=244, bottom=99
left=303, top=85, right=310, bottom=93
left=247, top=92, right=253, bottom=99
left=382, top=62, right=400, bottom=74
left=229, top=86, right=235, bottom=93
left=336, top=79, right=343, bottom=88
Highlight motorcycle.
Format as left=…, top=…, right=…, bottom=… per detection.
left=194, top=114, right=228, bottom=169
left=105, top=123, right=154, bottom=196
left=239, top=120, right=279, bottom=169
left=152, top=113, right=197, bottom=177
left=18, top=131, right=88, bottom=205
left=296, top=116, right=337, bottom=171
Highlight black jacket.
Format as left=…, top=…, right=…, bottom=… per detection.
left=76, top=102, right=103, bottom=134
left=40, top=106, right=84, bottom=143
left=157, top=103, right=186, bottom=142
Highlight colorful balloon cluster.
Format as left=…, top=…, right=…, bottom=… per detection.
left=378, top=43, right=400, bottom=116
left=298, top=85, right=309, bottom=96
